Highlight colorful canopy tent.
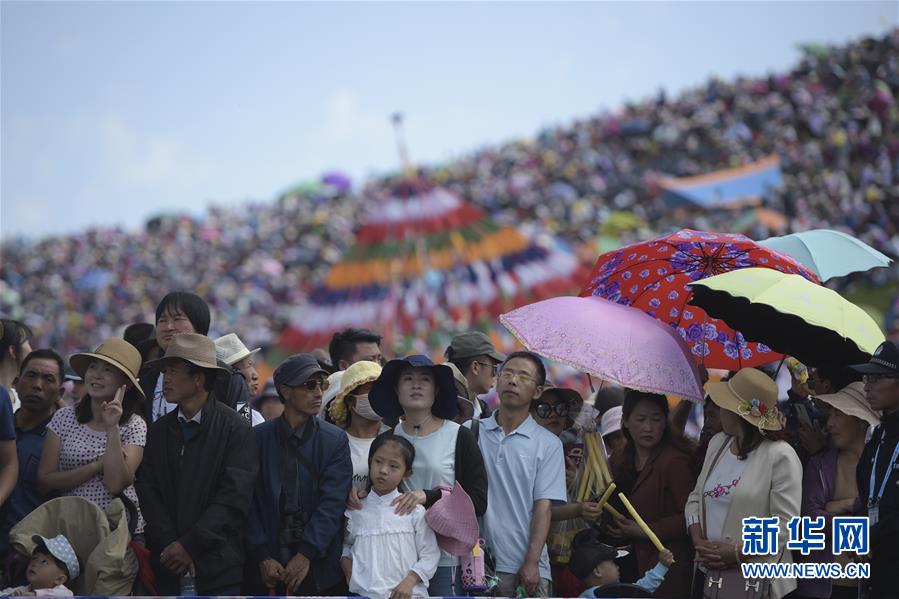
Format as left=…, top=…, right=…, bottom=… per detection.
left=278, top=179, right=583, bottom=353
left=660, top=156, right=783, bottom=208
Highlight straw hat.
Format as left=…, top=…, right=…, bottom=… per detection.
left=70, top=338, right=145, bottom=399
left=330, top=361, right=382, bottom=424
left=214, top=333, right=260, bottom=367
left=336, top=361, right=383, bottom=404
left=707, top=367, right=782, bottom=431
left=148, top=333, right=228, bottom=373
left=814, top=381, right=880, bottom=427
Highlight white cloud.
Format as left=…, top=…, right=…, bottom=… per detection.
left=96, top=115, right=212, bottom=186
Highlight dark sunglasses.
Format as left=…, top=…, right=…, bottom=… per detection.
left=299, top=379, right=330, bottom=391
left=534, top=401, right=570, bottom=419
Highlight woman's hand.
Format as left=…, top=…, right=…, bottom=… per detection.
left=100, top=385, right=126, bottom=430
left=346, top=486, right=367, bottom=510
left=694, top=542, right=738, bottom=569
left=390, top=490, right=426, bottom=515
left=608, top=514, right=647, bottom=540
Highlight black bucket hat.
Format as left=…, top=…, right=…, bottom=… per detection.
left=370, top=355, right=458, bottom=420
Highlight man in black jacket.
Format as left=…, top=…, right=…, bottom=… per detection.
left=136, top=333, right=258, bottom=595
left=851, top=340, right=899, bottom=599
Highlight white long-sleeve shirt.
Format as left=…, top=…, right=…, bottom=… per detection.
left=343, top=489, right=440, bottom=599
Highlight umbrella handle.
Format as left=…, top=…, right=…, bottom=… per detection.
left=774, top=356, right=787, bottom=378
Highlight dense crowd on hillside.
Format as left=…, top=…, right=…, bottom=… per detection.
left=2, top=31, right=898, bottom=356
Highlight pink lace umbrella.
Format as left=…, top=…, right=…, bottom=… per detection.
left=500, top=295, right=705, bottom=402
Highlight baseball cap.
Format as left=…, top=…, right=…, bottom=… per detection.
left=445, top=331, right=505, bottom=363
left=274, top=353, right=328, bottom=388
left=850, top=340, right=899, bottom=376
left=32, top=534, right=80, bottom=580
left=568, top=541, right=629, bottom=580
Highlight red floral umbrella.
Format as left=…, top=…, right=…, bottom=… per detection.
left=579, top=229, right=819, bottom=370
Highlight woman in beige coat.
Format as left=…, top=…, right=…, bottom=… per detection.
left=685, top=368, right=802, bottom=599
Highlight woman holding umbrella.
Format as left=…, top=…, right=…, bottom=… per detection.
left=685, top=368, right=802, bottom=599
left=605, top=390, right=696, bottom=597
left=367, top=355, right=488, bottom=596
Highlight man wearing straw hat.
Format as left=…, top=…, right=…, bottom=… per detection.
left=136, top=333, right=258, bottom=596
left=851, top=340, right=899, bottom=598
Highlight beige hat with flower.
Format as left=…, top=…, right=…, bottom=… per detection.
left=707, top=367, right=782, bottom=431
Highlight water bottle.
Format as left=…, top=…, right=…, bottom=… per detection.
left=181, top=572, right=196, bottom=596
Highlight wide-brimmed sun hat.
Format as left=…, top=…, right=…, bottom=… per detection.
left=537, top=381, right=584, bottom=414
left=370, top=355, right=458, bottom=420
left=814, top=381, right=880, bottom=427
left=330, top=361, right=383, bottom=424
left=424, top=482, right=480, bottom=556
left=147, top=333, right=228, bottom=374
left=214, top=333, right=261, bottom=367
left=336, top=361, right=383, bottom=404
left=707, top=367, right=782, bottom=431
left=70, top=338, right=145, bottom=400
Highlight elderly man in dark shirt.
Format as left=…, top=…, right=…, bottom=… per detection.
left=247, top=353, right=352, bottom=595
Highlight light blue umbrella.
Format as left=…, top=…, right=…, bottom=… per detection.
left=759, top=229, right=892, bottom=281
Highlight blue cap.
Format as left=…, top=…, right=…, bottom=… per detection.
left=273, top=353, right=328, bottom=388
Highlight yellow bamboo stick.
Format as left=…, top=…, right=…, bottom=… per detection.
left=576, top=460, right=594, bottom=503
left=594, top=482, right=616, bottom=510
left=596, top=436, right=613, bottom=484
left=618, top=492, right=666, bottom=552
left=584, top=433, right=605, bottom=487
left=602, top=503, right=624, bottom=519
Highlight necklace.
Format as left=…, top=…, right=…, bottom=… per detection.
left=407, top=414, right=433, bottom=436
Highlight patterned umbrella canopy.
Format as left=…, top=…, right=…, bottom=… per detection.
left=579, top=229, right=819, bottom=370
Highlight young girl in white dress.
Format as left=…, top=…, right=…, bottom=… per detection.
left=341, top=434, right=440, bottom=599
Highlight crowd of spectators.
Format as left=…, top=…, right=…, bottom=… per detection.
left=2, top=31, right=897, bottom=356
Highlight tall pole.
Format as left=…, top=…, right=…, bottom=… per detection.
left=391, top=112, right=412, bottom=174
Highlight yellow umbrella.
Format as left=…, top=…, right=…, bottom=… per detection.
left=688, top=268, right=884, bottom=366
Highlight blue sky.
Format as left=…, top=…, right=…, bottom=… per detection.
left=2, top=1, right=896, bottom=239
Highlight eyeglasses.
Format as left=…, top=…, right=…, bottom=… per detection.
left=298, top=379, right=330, bottom=392
left=475, top=361, right=500, bottom=376
left=863, top=374, right=898, bottom=384
left=533, top=401, right=570, bottom=419
left=498, top=370, right=536, bottom=385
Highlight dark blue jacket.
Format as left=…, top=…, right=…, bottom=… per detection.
left=247, top=416, right=352, bottom=592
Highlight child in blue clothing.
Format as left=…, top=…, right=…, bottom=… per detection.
left=569, top=540, right=674, bottom=597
